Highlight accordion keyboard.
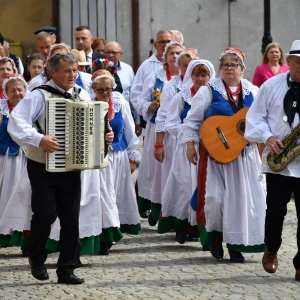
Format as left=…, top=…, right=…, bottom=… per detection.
left=47, top=100, right=67, bottom=171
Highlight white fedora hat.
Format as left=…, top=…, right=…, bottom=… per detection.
left=285, top=40, right=300, bottom=57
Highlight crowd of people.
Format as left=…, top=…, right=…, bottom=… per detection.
left=0, top=25, right=300, bottom=284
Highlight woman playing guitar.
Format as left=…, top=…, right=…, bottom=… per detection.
left=182, top=48, right=266, bottom=263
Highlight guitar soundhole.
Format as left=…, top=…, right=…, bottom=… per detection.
left=236, top=119, right=245, bottom=135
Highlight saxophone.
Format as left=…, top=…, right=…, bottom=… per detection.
left=267, top=122, right=300, bottom=171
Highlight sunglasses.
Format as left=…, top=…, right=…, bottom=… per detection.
left=156, top=40, right=171, bottom=45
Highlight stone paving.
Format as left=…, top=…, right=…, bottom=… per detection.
left=0, top=200, right=299, bottom=300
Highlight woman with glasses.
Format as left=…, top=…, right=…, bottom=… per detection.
left=182, top=48, right=266, bottom=262
left=159, top=60, right=215, bottom=245
left=136, top=41, right=184, bottom=227
left=92, top=69, right=141, bottom=254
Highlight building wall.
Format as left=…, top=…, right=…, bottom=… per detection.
left=0, top=0, right=52, bottom=61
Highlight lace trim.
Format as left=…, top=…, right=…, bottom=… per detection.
left=102, top=214, right=120, bottom=229
left=155, top=69, right=167, bottom=82
left=209, top=77, right=252, bottom=99
left=181, top=86, right=192, bottom=104
left=0, top=100, right=9, bottom=117
left=0, top=217, right=31, bottom=233
left=127, top=149, right=141, bottom=161
left=156, top=121, right=165, bottom=132
left=50, top=222, right=103, bottom=240
left=112, top=93, right=122, bottom=112
left=182, top=130, right=200, bottom=143
left=142, top=102, right=153, bottom=122
left=118, top=212, right=141, bottom=225
left=171, top=75, right=183, bottom=90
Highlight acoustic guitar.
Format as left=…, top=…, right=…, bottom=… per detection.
left=200, top=107, right=249, bottom=163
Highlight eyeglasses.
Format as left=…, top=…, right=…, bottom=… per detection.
left=95, top=88, right=113, bottom=94
left=221, top=63, right=239, bottom=70
left=156, top=40, right=171, bottom=45
left=104, top=51, right=121, bottom=55
left=192, top=73, right=209, bottom=78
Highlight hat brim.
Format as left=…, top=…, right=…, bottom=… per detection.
left=285, top=53, right=300, bottom=57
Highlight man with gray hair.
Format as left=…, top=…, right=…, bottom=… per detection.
left=104, top=41, right=139, bottom=128
left=170, top=30, right=184, bottom=44
left=8, top=53, right=90, bottom=284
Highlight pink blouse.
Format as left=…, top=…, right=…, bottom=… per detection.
left=252, top=63, right=289, bottom=87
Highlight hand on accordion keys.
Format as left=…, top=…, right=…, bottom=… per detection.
left=40, top=135, right=60, bottom=153
left=105, top=127, right=114, bottom=146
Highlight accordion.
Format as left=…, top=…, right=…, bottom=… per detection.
left=46, top=98, right=109, bottom=172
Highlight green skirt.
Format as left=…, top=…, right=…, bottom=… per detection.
left=137, top=196, right=151, bottom=212
left=120, top=223, right=141, bottom=235
left=158, top=216, right=189, bottom=234
left=198, top=225, right=265, bottom=253
left=46, top=227, right=124, bottom=255
left=0, top=231, right=30, bottom=250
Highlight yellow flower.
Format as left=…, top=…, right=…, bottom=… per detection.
left=153, top=88, right=161, bottom=105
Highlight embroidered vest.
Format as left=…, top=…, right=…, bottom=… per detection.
left=0, top=114, right=20, bottom=156
left=110, top=111, right=128, bottom=151
left=204, top=84, right=254, bottom=120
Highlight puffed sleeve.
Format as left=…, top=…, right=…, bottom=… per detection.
left=136, top=73, right=156, bottom=122
left=165, top=92, right=183, bottom=138
left=181, top=86, right=211, bottom=143
left=119, top=94, right=141, bottom=161
left=245, top=83, right=274, bottom=144
left=155, top=80, right=176, bottom=133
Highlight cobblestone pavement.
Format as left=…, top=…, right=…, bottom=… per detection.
left=0, top=200, right=299, bottom=300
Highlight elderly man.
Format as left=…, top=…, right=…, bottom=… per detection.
left=74, top=25, right=122, bottom=93
left=170, top=30, right=184, bottom=44
left=8, top=53, right=91, bottom=284
left=104, top=42, right=138, bottom=125
left=245, top=40, right=300, bottom=281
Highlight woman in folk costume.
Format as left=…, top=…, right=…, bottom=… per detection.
left=159, top=60, right=215, bottom=245
left=136, top=41, right=185, bottom=226
left=182, top=48, right=266, bottom=262
left=154, top=49, right=198, bottom=225
left=0, top=57, right=17, bottom=99
left=0, top=74, right=28, bottom=252
left=92, top=69, right=141, bottom=253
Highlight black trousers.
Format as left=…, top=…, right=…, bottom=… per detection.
left=27, top=159, right=81, bottom=275
left=265, top=173, right=300, bottom=270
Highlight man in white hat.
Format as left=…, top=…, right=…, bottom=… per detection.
left=245, top=40, right=300, bottom=281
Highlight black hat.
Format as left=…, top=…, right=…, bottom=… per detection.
left=34, top=26, right=57, bottom=35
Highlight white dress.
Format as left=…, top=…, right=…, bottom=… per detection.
left=181, top=78, right=266, bottom=246
left=0, top=100, right=27, bottom=223
left=162, top=86, right=197, bottom=226
left=136, top=69, right=172, bottom=204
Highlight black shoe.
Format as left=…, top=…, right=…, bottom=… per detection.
left=202, top=243, right=211, bottom=251
left=139, top=210, right=150, bottom=218
left=57, top=273, right=84, bottom=284
left=186, top=234, right=199, bottom=242
left=99, top=242, right=110, bottom=255
left=210, top=235, right=224, bottom=259
left=29, top=259, right=49, bottom=281
left=148, top=212, right=158, bottom=226
left=228, top=249, right=245, bottom=263
left=176, top=230, right=187, bottom=244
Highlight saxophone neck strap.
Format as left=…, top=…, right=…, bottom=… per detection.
left=284, top=73, right=300, bottom=128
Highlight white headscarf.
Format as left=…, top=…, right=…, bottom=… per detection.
left=183, top=59, right=216, bottom=86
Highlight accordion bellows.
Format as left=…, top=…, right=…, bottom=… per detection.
left=46, top=98, right=109, bottom=172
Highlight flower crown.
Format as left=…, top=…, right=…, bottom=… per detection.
left=92, top=58, right=118, bottom=72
